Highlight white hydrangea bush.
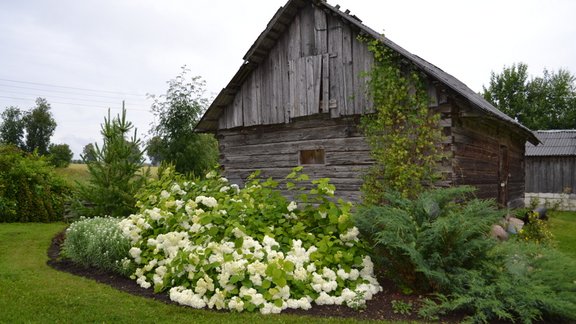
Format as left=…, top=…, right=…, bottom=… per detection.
left=119, top=167, right=381, bottom=314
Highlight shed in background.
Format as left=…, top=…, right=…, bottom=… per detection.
left=525, top=130, right=576, bottom=210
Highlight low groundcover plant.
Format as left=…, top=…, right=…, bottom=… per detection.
left=62, top=216, right=133, bottom=276
left=118, top=167, right=381, bottom=314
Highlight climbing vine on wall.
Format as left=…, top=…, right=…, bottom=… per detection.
left=359, top=36, right=445, bottom=203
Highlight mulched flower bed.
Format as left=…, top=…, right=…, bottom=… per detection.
left=47, top=230, right=460, bottom=322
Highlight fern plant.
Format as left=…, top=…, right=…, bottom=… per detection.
left=354, top=186, right=502, bottom=293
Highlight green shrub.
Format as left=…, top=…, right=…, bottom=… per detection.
left=419, top=241, right=576, bottom=323
left=61, top=216, right=133, bottom=276
left=354, top=186, right=502, bottom=292
left=354, top=186, right=575, bottom=322
left=0, top=144, right=71, bottom=222
left=119, top=166, right=381, bottom=314
left=517, top=210, right=555, bottom=245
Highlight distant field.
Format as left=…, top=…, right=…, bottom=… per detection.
left=54, top=163, right=91, bottom=186
left=55, top=164, right=158, bottom=188
left=550, top=211, right=576, bottom=258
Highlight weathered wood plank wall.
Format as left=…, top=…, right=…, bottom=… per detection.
left=218, top=4, right=374, bottom=130
left=526, top=157, right=576, bottom=193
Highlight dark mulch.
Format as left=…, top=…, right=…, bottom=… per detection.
left=47, top=230, right=461, bottom=322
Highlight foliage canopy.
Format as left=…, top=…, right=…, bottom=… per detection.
left=23, top=98, right=57, bottom=155
left=148, top=66, right=218, bottom=175
left=482, top=62, right=576, bottom=130
left=0, top=106, right=25, bottom=148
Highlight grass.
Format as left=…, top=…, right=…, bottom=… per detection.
left=54, top=163, right=91, bottom=186
left=54, top=163, right=159, bottom=187
left=549, top=210, right=576, bottom=258
left=0, top=223, right=382, bottom=323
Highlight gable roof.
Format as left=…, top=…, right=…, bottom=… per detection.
left=196, top=0, right=539, bottom=145
left=526, top=130, right=576, bottom=156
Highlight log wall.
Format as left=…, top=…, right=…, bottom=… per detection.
left=449, top=100, right=527, bottom=208
left=217, top=114, right=371, bottom=202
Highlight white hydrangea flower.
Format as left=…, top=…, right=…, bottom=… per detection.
left=339, top=226, right=360, bottom=242
left=228, top=296, right=244, bottom=312
left=315, top=292, right=336, bottom=305
left=262, top=235, right=279, bottom=248
left=169, top=286, right=207, bottom=309
left=232, top=227, right=245, bottom=238
left=129, top=247, right=142, bottom=263
left=207, top=289, right=226, bottom=310
left=293, top=267, right=308, bottom=281
left=171, top=183, right=186, bottom=195
left=160, top=190, right=170, bottom=199
left=287, top=201, right=298, bottom=212
left=184, top=200, right=198, bottom=215
left=195, top=195, right=218, bottom=208
left=136, top=276, right=151, bottom=289
left=261, top=302, right=282, bottom=314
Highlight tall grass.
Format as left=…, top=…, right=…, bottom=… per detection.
left=0, top=223, right=370, bottom=323
left=54, top=163, right=159, bottom=188
left=53, top=163, right=91, bottom=186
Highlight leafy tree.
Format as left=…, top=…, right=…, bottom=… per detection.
left=483, top=63, right=576, bottom=130
left=23, top=98, right=57, bottom=155
left=48, top=143, right=73, bottom=168
left=81, top=143, right=97, bottom=162
left=146, top=135, right=164, bottom=166
left=74, top=108, right=148, bottom=217
left=148, top=66, right=218, bottom=175
left=0, top=106, right=25, bottom=148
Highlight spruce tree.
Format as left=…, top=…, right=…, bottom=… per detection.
left=75, top=106, right=148, bottom=217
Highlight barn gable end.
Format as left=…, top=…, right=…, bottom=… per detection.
left=216, top=2, right=374, bottom=130
left=197, top=0, right=539, bottom=207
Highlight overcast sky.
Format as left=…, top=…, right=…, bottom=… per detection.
left=1, top=0, right=575, bottom=159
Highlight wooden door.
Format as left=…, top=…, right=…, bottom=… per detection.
left=498, top=145, right=509, bottom=207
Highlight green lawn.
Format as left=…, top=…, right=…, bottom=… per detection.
left=0, top=223, right=381, bottom=323
left=550, top=211, right=576, bottom=258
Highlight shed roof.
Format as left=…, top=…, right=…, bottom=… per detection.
left=526, top=130, right=576, bottom=156
left=196, top=0, right=539, bottom=145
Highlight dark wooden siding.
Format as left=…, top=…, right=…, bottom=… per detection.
left=526, top=157, right=576, bottom=193
left=450, top=100, right=527, bottom=207
left=217, top=115, right=371, bottom=202
left=218, top=4, right=374, bottom=130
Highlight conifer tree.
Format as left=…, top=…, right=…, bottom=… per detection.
left=75, top=106, right=148, bottom=217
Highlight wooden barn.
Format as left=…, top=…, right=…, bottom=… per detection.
left=196, top=0, right=539, bottom=207
left=525, top=130, right=576, bottom=210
